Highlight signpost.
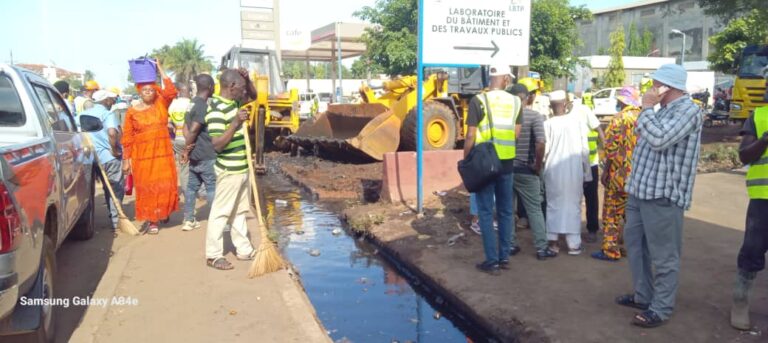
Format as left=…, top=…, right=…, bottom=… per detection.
left=416, top=0, right=531, bottom=213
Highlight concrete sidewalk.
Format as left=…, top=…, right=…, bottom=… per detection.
left=70, top=201, right=331, bottom=343
left=343, top=171, right=768, bottom=342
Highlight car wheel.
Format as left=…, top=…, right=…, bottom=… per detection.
left=33, top=237, right=56, bottom=343
left=70, top=170, right=95, bottom=240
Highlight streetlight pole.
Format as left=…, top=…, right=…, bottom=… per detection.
left=671, top=29, right=686, bottom=66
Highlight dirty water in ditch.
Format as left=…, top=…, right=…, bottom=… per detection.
left=257, top=174, right=473, bottom=343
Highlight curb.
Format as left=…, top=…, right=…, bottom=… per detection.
left=68, top=237, right=143, bottom=343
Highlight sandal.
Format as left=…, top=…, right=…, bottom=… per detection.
left=632, top=310, right=666, bottom=328
left=207, top=257, right=234, bottom=270
left=148, top=223, right=159, bottom=235
left=591, top=251, right=619, bottom=262
left=615, top=294, right=650, bottom=310
left=236, top=250, right=257, bottom=261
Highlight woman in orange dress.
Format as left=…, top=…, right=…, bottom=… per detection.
left=122, top=61, right=179, bottom=234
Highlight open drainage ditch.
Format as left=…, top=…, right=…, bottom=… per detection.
left=257, top=174, right=495, bottom=343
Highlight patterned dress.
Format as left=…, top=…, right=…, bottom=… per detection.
left=600, top=106, right=640, bottom=259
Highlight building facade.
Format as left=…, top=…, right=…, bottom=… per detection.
left=576, top=0, right=725, bottom=68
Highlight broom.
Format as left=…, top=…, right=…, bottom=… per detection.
left=244, top=105, right=286, bottom=277
left=82, top=134, right=141, bottom=236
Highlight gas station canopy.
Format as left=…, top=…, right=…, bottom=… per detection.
left=281, top=22, right=373, bottom=61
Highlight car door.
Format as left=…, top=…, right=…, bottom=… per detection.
left=592, top=89, right=613, bottom=116
left=47, top=87, right=89, bottom=226
left=31, top=83, right=80, bottom=229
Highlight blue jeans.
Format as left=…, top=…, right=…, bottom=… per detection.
left=477, top=172, right=515, bottom=264
left=99, top=160, right=124, bottom=229
left=184, top=159, right=217, bottom=222
left=469, top=193, right=495, bottom=216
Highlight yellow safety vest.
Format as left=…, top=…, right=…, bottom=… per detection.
left=640, top=78, right=653, bottom=95
left=747, top=106, right=768, bottom=199
left=582, top=92, right=594, bottom=110
left=588, top=130, right=599, bottom=163
left=475, top=91, right=521, bottom=160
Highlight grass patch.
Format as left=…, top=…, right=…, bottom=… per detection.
left=347, top=213, right=386, bottom=233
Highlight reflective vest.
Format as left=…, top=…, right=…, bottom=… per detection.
left=582, top=92, right=594, bottom=110
left=747, top=106, right=768, bottom=199
left=588, top=129, right=599, bottom=163
left=640, top=77, right=653, bottom=95
left=475, top=91, right=521, bottom=160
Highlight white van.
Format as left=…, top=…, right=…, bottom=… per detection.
left=298, top=92, right=328, bottom=120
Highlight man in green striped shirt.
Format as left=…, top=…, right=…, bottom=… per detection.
left=204, top=70, right=255, bottom=270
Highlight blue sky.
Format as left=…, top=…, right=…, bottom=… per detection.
left=0, top=0, right=635, bottom=89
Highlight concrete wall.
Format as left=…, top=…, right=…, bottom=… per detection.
left=577, top=0, right=724, bottom=65
left=381, top=150, right=465, bottom=204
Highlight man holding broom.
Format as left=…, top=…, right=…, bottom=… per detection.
left=80, top=90, right=124, bottom=234
left=204, top=70, right=257, bottom=270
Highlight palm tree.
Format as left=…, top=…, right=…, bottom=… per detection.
left=152, top=39, right=213, bottom=84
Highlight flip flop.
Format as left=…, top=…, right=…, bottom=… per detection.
left=591, top=251, right=619, bottom=262
left=615, top=294, right=650, bottom=310
left=632, top=310, right=666, bottom=328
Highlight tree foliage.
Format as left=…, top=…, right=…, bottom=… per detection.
left=83, top=70, right=94, bottom=82
left=625, top=22, right=654, bottom=57
left=529, top=0, right=592, bottom=79
left=354, top=0, right=418, bottom=76
left=604, top=26, right=626, bottom=87
left=281, top=61, right=356, bottom=79
left=150, top=38, right=213, bottom=84
left=707, top=9, right=768, bottom=74
left=350, top=58, right=384, bottom=79
left=697, top=0, right=768, bottom=22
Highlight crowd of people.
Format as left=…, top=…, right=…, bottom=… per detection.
left=54, top=60, right=768, bottom=330
left=463, top=63, right=706, bottom=328
left=57, top=61, right=263, bottom=271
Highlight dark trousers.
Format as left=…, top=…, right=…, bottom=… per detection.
left=584, top=165, right=600, bottom=233
left=738, top=199, right=768, bottom=272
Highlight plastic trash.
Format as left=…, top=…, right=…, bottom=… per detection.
left=275, top=199, right=288, bottom=206
left=331, top=228, right=343, bottom=236
left=447, top=232, right=465, bottom=246
left=309, top=249, right=321, bottom=257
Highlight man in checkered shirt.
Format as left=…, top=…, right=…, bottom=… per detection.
left=614, top=64, right=703, bottom=328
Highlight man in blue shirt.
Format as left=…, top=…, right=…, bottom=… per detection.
left=81, top=90, right=124, bottom=233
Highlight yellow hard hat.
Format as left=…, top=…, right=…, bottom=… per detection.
left=84, top=80, right=100, bottom=91
left=517, top=77, right=539, bottom=92
left=109, top=87, right=121, bottom=95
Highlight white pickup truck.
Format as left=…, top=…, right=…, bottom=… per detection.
left=0, top=64, right=96, bottom=342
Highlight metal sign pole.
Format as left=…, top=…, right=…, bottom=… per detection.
left=416, top=0, right=425, bottom=214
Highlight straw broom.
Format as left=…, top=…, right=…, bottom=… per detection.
left=245, top=106, right=286, bottom=277
left=82, top=134, right=140, bottom=236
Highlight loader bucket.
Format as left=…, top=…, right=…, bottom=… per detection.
left=288, top=103, right=402, bottom=161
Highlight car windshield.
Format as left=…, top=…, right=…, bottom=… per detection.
left=593, top=89, right=611, bottom=99
left=738, top=50, right=768, bottom=79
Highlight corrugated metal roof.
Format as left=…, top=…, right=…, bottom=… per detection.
left=592, top=0, right=669, bottom=15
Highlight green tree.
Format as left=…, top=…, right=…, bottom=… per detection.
left=707, top=9, right=768, bottom=74
left=63, top=75, right=83, bottom=91
left=354, top=0, right=418, bottom=76
left=282, top=60, right=307, bottom=79
left=151, top=38, right=214, bottom=84
left=84, top=70, right=95, bottom=82
left=604, top=26, right=626, bottom=87
left=530, top=0, right=592, bottom=79
left=698, top=0, right=767, bottom=22
left=122, top=86, right=137, bottom=96
left=350, top=58, right=384, bottom=79
left=626, top=22, right=654, bottom=56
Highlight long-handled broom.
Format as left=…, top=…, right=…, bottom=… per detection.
left=82, top=134, right=140, bottom=236
left=245, top=106, right=286, bottom=277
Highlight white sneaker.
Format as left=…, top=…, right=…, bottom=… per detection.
left=182, top=220, right=201, bottom=231
left=469, top=221, right=481, bottom=235
left=568, top=246, right=584, bottom=256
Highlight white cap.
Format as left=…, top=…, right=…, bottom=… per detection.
left=489, top=64, right=514, bottom=78
left=92, top=90, right=118, bottom=102
left=549, top=90, right=567, bottom=101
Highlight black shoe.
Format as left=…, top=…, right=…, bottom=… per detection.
left=475, top=261, right=501, bottom=275
left=537, top=247, right=558, bottom=260
left=584, top=232, right=598, bottom=243
left=499, top=259, right=510, bottom=270
left=509, top=246, right=521, bottom=256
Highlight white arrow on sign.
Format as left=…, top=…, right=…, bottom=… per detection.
left=421, top=0, right=531, bottom=66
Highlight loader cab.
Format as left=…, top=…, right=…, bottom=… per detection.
left=425, top=66, right=487, bottom=95
left=220, top=47, right=285, bottom=95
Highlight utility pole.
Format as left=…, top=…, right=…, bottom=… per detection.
left=9, top=50, right=13, bottom=65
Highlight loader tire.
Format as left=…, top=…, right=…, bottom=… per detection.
left=400, top=101, right=457, bottom=152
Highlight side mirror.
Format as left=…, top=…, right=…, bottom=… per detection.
left=79, top=115, right=103, bottom=132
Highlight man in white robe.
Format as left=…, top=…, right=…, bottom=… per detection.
left=543, top=90, right=591, bottom=255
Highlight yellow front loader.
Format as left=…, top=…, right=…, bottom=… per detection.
left=288, top=67, right=486, bottom=161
